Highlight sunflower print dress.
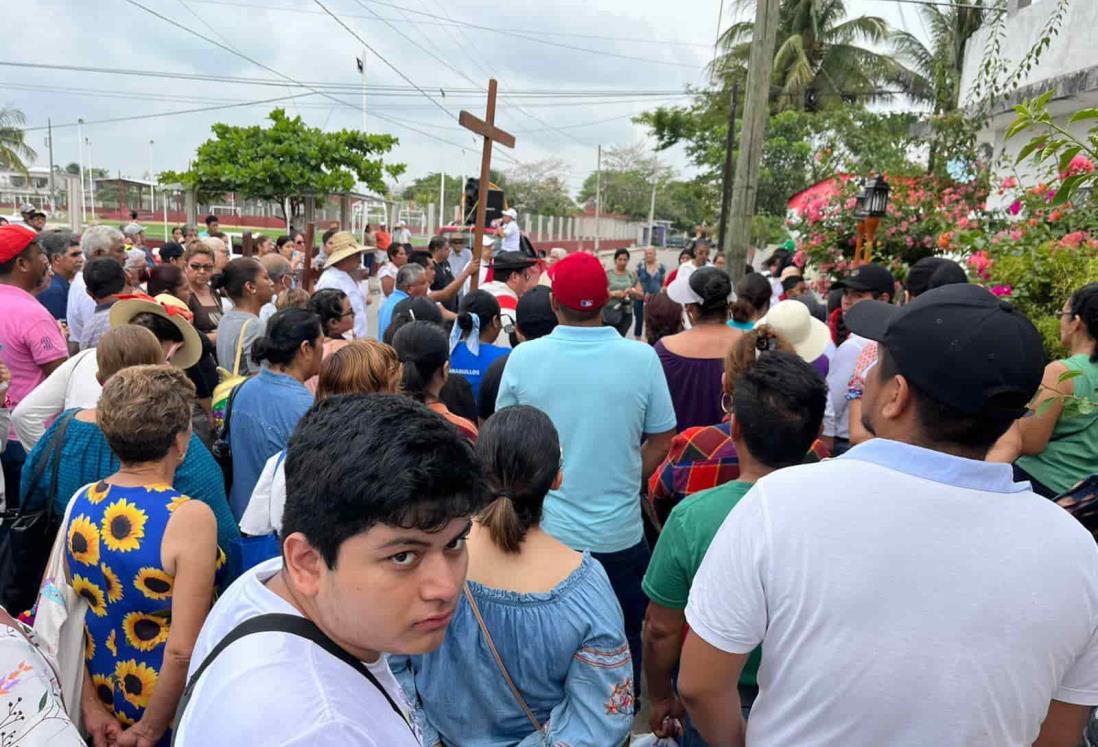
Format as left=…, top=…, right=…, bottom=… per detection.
left=64, top=481, right=225, bottom=741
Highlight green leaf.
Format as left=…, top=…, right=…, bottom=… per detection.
left=1052, top=174, right=1084, bottom=205
left=1069, top=109, right=1098, bottom=124
left=1058, top=369, right=1084, bottom=383
left=1036, top=398, right=1059, bottom=418
left=1036, top=89, right=1055, bottom=109
left=1015, top=137, right=1048, bottom=164
left=1079, top=400, right=1096, bottom=416
left=38, top=691, right=47, bottom=712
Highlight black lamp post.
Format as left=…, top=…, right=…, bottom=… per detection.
left=853, top=175, right=890, bottom=265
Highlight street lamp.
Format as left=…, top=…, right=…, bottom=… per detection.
left=853, top=175, right=890, bottom=266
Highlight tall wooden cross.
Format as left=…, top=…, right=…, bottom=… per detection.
left=459, top=78, right=515, bottom=292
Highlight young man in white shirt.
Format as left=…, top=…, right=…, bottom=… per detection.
left=822, top=262, right=894, bottom=453
left=175, top=394, right=488, bottom=746
left=315, top=232, right=368, bottom=339
left=66, top=225, right=125, bottom=353
left=680, top=283, right=1098, bottom=747
left=499, top=208, right=521, bottom=254
left=480, top=251, right=538, bottom=348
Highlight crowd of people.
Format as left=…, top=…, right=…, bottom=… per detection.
left=0, top=210, right=1097, bottom=747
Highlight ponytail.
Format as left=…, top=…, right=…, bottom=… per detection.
left=732, top=272, right=772, bottom=323
left=392, top=321, right=449, bottom=401
left=475, top=406, right=560, bottom=554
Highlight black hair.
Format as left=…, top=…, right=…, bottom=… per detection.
left=387, top=243, right=406, bottom=261
left=252, top=308, right=322, bottom=367
left=38, top=229, right=78, bottom=261
left=129, top=210, right=139, bottom=221
left=876, top=346, right=1016, bottom=452
left=690, top=267, right=733, bottom=321
left=0, top=240, right=39, bottom=276
left=205, top=214, right=218, bottom=226
left=428, top=235, right=448, bottom=253
left=457, top=290, right=501, bottom=342
left=408, top=250, right=433, bottom=270
left=1069, top=282, right=1098, bottom=362
left=392, top=321, right=449, bottom=402
left=556, top=303, right=602, bottom=324
left=515, top=285, right=557, bottom=340
left=322, top=227, right=338, bottom=245
left=494, top=263, right=528, bottom=284
left=744, top=264, right=755, bottom=275
left=732, top=351, right=827, bottom=469
left=83, top=257, right=126, bottom=299
left=209, top=257, right=262, bottom=300
left=276, top=235, right=293, bottom=249
left=476, top=406, right=561, bottom=553
left=147, top=264, right=185, bottom=297
left=383, top=297, right=443, bottom=345
left=906, top=256, right=967, bottom=298
left=159, top=242, right=185, bottom=264
left=767, top=247, right=792, bottom=272
left=781, top=274, right=805, bottom=293
left=308, top=288, right=349, bottom=336
left=678, top=249, right=694, bottom=264
left=130, top=312, right=184, bottom=344
left=614, top=247, right=630, bottom=261
left=282, top=393, right=488, bottom=568
left=732, top=272, right=772, bottom=323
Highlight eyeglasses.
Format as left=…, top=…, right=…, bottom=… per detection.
left=294, top=239, right=306, bottom=246
left=342, top=309, right=357, bottom=317
left=188, top=263, right=214, bottom=272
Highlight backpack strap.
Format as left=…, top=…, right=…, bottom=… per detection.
left=20, top=410, right=76, bottom=513
left=232, top=318, right=254, bottom=377
left=173, top=613, right=412, bottom=744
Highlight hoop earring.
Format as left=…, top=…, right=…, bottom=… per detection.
left=721, top=392, right=733, bottom=415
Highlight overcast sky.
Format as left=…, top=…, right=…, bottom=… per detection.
left=8, top=0, right=931, bottom=195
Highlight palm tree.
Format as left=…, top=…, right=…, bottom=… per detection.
left=711, top=0, right=932, bottom=112
left=891, top=0, right=988, bottom=113
left=0, top=107, right=36, bottom=175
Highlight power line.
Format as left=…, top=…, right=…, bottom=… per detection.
left=877, top=0, right=1004, bottom=11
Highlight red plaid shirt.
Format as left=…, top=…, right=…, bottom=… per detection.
left=648, top=421, right=830, bottom=524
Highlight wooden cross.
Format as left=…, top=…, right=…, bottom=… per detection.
left=459, top=78, right=515, bottom=292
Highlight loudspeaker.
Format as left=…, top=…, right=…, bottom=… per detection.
left=463, top=179, right=506, bottom=226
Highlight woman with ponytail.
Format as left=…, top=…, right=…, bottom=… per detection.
left=393, top=406, right=631, bottom=747
left=991, top=283, right=1098, bottom=497
left=448, top=290, right=510, bottom=399
left=392, top=320, right=478, bottom=442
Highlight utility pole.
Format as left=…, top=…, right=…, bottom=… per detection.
left=76, top=117, right=86, bottom=224
left=722, top=0, right=780, bottom=283
left=148, top=139, right=156, bottom=218
left=438, top=170, right=445, bottom=229
left=717, top=83, right=739, bottom=250
left=46, top=119, right=56, bottom=214
left=86, top=138, right=96, bottom=222
left=647, top=161, right=658, bottom=246
left=357, top=52, right=367, bottom=132
left=594, top=144, right=602, bottom=254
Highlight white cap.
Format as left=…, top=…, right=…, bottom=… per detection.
left=502, top=208, right=518, bottom=219
left=756, top=300, right=831, bottom=363
left=396, top=220, right=407, bottom=228
left=666, top=265, right=734, bottom=306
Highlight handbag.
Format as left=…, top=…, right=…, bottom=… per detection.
left=0, top=411, right=75, bottom=613
left=172, top=613, right=414, bottom=744
left=602, top=305, right=626, bottom=327
left=31, top=483, right=88, bottom=729
left=463, top=584, right=545, bottom=738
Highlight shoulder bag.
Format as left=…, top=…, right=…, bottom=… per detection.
left=0, top=411, right=76, bottom=613
left=172, top=613, right=414, bottom=744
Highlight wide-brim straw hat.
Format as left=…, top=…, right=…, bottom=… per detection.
left=109, top=292, right=203, bottom=370
left=756, top=299, right=831, bottom=363
left=323, top=231, right=367, bottom=269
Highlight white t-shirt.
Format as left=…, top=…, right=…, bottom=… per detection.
left=239, top=451, right=286, bottom=536
left=175, top=558, right=419, bottom=747
left=823, top=332, right=869, bottom=439
left=12, top=348, right=100, bottom=450
left=377, top=263, right=399, bottom=303
left=500, top=220, right=520, bottom=252
left=316, top=267, right=368, bottom=340
left=480, top=280, right=518, bottom=349
left=686, top=439, right=1098, bottom=747
left=65, top=272, right=95, bottom=347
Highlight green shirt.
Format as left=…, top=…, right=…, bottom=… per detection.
left=607, top=270, right=637, bottom=312
left=642, top=480, right=761, bottom=687
left=1016, top=353, right=1098, bottom=494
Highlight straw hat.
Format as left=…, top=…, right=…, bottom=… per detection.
left=323, top=231, right=367, bottom=269
left=109, top=292, right=203, bottom=370
left=756, top=300, right=831, bottom=363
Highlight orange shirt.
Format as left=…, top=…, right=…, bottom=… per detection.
left=427, top=401, right=478, bottom=442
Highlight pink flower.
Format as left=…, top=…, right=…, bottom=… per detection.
left=1060, top=154, right=1096, bottom=180
left=1009, top=229, right=1023, bottom=241
left=905, top=236, right=914, bottom=248
left=1060, top=231, right=1088, bottom=249
left=844, top=197, right=857, bottom=210
left=1001, top=176, right=1018, bottom=190
left=1009, top=200, right=1023, bottom=216
left=793, top=249, right=806, bottom=268
left=990, top=284, right=1013, bottom=297
left=967, top=250, right=993, bottom=280
left=900, top=221, right=909, bottom=232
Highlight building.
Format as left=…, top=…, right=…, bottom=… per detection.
left=959, top=0, right=1098, bottom=205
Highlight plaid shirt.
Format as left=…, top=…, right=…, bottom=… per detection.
left=648, top=421, right=831, bottom=525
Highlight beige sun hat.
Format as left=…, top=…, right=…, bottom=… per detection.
left=756, top=299, right=831, bottom=363
left=323, top=231, right=367, bottom=269
left=108, top=292, right=203, bottom=370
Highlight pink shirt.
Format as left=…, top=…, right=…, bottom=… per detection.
left=0, top=285, right=68, bottom=435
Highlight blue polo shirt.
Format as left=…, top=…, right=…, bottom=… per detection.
left=496, top=325, right=676, bottom=553
left=378, top=289, right=409, bottom=341
left=37, top=273, right=71, bottom=320
left=449, top=340, right=509, bottom=400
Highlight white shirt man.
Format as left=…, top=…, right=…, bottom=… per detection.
left=316, top=248, right=368, bottom=339
left=681, top=284, right=1098, bottom=747
left=500, top=209, right=521, bottom=254
left=66, top=226, right=126, bottom=348
left=394, top=223, right=412, bottom=245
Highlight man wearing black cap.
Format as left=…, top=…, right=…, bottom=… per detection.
left=823, top=262, right=894, bottom=454
left=481, top=251, right=538, bottom=348
left=679, top=284, right=1098, bottom=747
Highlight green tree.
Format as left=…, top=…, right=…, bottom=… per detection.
left=891, top=0, right=988, bottom=114
left=712, top=0, right=930, bottom=112
left=504, top=159, right=576, bottom=216
left=0, top=107, right=36, bottom=175
left=400, top=172, right=465, bottom=206
left=162, top=109, right=404, bottom=225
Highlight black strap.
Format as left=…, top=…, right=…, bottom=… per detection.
left=19, top=410, right=75, bottom=514
left=218, top=376, right=245, bottom=443
left=173, top=613, right=412, bottom=743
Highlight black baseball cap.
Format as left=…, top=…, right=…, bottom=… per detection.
left=832, top=263, right=895, bottom=297
left=905, top=256, right=967, bottom=297
left=845, top=283, right=1044, bottom=417
left=515, top=285, right=557, bottom=340
left=493, top=251, right=538, bottom=271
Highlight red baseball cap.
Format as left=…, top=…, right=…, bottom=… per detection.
left=0, top=224, right=37, bottom=264
left=548, top=252, right=609, bottom=312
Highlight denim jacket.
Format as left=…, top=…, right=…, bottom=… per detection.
left=392, top=553, right=633, bottom=746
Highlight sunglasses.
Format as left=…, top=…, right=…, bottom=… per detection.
left=188, top=263, right=214, bottom=272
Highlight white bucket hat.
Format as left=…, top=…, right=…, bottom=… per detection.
left=756, top=300, right=831, bottom=363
